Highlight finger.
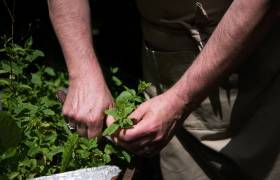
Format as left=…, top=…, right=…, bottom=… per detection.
left=113, top=136, right=161, bottom=158
left=114, top=103, right=149, bottom=142
left=106, top=115, right=115, bottom=127
left=76, top=123, right=88, bottom=137
left=128, top=103, right=147, bottom=124
left=117, top=114, right=152, bottom=142
left=107, top=104, right=148, bottom=140
left=87, top=125, right=102, bottom=139
left=111, top=136, right=137, bottom=152
left=113, top=134, right=155, bottom=152
left=87, top=114, right=104, bottom=139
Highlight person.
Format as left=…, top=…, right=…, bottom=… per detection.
left=48, top=0, right=280, bottom=179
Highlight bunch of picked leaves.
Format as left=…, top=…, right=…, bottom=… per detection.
left=103, top=77, right=151, bottom=136
left=0, top=37, right=150, bottom=179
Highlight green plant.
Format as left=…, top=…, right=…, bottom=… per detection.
left=0, top=37, right=149, bottom=179
left=103, top=80, right=151, bottom=136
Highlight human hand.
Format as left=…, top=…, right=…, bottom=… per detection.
left=63, top=75, right=114, bottom=139
left=107, top=90, right=189, bottom=156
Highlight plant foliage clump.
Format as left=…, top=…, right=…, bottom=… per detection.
left=0, top=37, right=150, bottom=179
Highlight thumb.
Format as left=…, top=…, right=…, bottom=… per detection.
left=106, top=115, right=115, bottom=127
left=129, top=102, right=147, bottom=124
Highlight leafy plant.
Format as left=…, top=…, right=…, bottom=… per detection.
left=0, top=36, right=150, bottom=179
left=0, top=112, right=22, bottom=154
left=103, top=80, right=151, bottom=136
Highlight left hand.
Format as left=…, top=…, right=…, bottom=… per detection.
left=107, top=90, right=189, bottom=157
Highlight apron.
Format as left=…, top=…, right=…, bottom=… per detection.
left=134, top=0, right=280, bottom=179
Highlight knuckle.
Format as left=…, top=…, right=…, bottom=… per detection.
left=62, top=107, right=70, bottom=116
left=122, top=136, right=131, bottom=142
left=72, top=113, right=82, bottom=121
left=148, top=125, right=158, bottom=134
left=89, top=115, right=99, bottom=122
left=62, top=107, right=76, bottom=119
left=90, top=114, right=103, bottom=124
left=87, top=118, right=103, bottom=130
left=64, top=111, right=75, bottom=120
left=119, top=134, right=132, bottom=142
left=72, top=113, right=87, bottom=123
left=86, top=120, right=96, bottom=128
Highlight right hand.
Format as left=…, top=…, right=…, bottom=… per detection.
left=62, top=75, right=114, bottom=139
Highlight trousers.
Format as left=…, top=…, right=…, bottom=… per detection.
left=141, top=19, right=280, bottom=179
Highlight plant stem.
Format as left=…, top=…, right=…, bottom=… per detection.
left=2, top=0, right=15, bottom=41
left=2, top=0, right=17, bottom=103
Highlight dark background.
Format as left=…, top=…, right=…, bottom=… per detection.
left=0, top=0, right=142, bottom=88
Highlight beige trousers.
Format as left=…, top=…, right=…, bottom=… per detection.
left=142, top=44, right=238, bottom=180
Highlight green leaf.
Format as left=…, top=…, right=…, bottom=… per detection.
left=19, top=159, right=37, bottom=170
left=31, top=73, right=42, bottom=86
left=110, top=67, right=119, bottom=74
left=0, top=79, right=9, bottom=86
left=18, top=84, right=32, bottom=90
left=116, top=91, right=134, bottom=106
left=40, top=96, right=57, bottom=107
left=12, top=44, right=25, bottom=55
left=0, top=69, right=8, bottom=74
left=44, top=131, right=58, bottom=144
left=112, top=76, right=122, bottom=86
left=104, top=144, right=116, bottom=155
left=14, top=102, right=25, bottom=115
left=27, top=146, right=40, bottom=157
left=103, top=154, right=111, bottom=163
left=0, top=147, right=17, bottom=161
left=8, top=61, right=24, bottom=76
left=138, top=80, right=152, bottom=94
left=103, top=123, right=120, bottom=136
left=25, top=50, right=44, bottom=62
left=0, top=112, right=22, bottom=154
left=88, top=138, right=98, bottom=149
left=61, top=133, right=79, bottom=172
left=24, top=37, right=33, bottom=48
left=123, top=106, right=134, bottom=116
left=24, top=103, right=38, bottom=113
left=43, top=109, right=55, bottom=116
left=45, top=146, right=63, bottom=161
left=44, top=67, right=56, bottom=76
left=80, top=144, right=88, bottom=150
left=77, top=149, right=90, bottom=159
left=126, top=118, right=134, bottom=126
left=104, top=108, right=119, bottom=119
left=121, top=150, right=131, bottom=163
left=7, top=172, right=20, bottom=179
left=128, top=88, right=137, bottom=96
left=1, top=61, right=11, bottom=72
left=33, top=50, right=44, bottom=57
left=41, top=122, right=51, bottom=128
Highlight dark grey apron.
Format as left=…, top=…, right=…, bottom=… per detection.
left=134, top=0, right=280, bottom=179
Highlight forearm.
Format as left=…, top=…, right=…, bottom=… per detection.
left=48, top=0, right=103, bottom=80
left=171, top=0, right=271, bottom=108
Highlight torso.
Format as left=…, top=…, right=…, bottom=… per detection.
left=135, top=0, right=233, bottom=30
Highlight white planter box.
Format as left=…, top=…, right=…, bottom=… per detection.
left=35, top=166, right=121, bottom=180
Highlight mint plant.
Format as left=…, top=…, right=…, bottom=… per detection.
left=103, top=80, right=151, bottom=136
left=0, top=37, right=150, bottom=179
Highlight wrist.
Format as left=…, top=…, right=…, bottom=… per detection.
left=167, top=83, right=199, bottom=113
left=67, top=57, right=104, bottom=81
